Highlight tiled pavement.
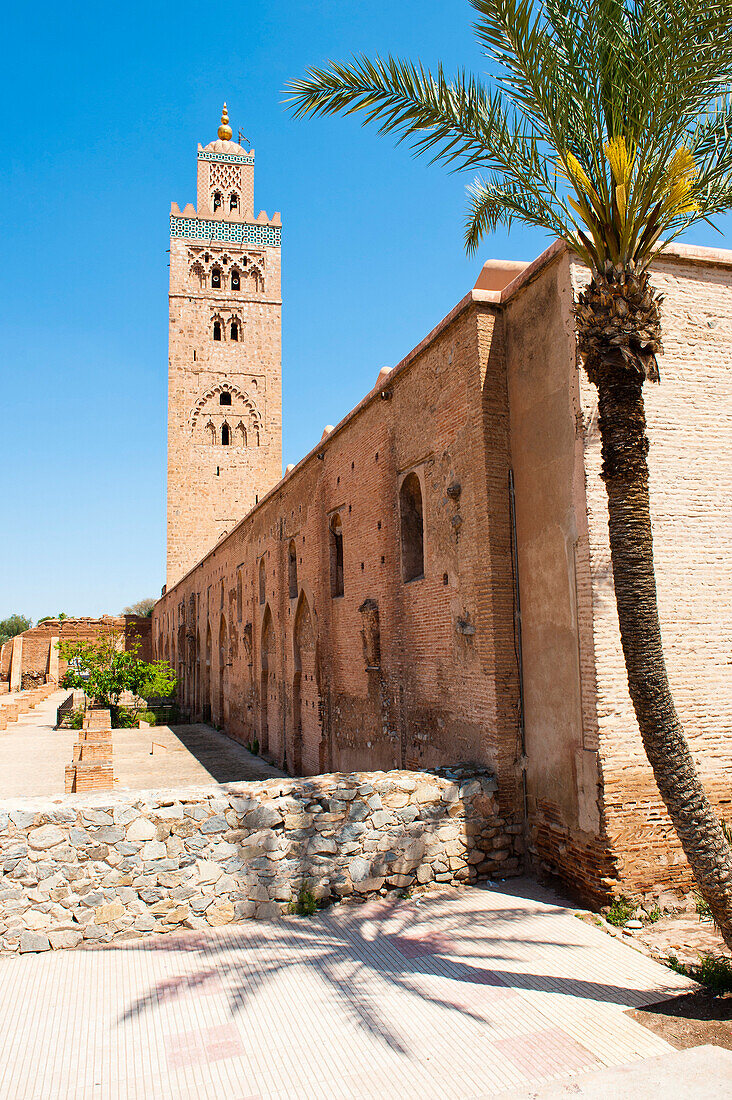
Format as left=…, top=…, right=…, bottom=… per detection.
left=0, top=879, right=703, bottom=1099
left=0, top=691, right=281, bottom=798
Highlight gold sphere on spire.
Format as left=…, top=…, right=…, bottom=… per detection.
left=218, top=103, right=233, bottom=141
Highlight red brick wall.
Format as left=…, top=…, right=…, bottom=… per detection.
left=155, top=299, right=524, bottom=828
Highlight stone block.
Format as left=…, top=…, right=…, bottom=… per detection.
left=125, top=818, right=156, bottom=842
left=19, top=932, right=50, bottom=953
left=48, top=929, right=83, bottom=950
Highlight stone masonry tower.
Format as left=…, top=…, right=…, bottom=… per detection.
left=166, top=105, right=282, bottom=588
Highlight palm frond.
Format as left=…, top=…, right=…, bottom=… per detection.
left=287, top=0, right=732, bottom=272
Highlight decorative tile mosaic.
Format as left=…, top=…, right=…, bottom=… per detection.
left=198, top=151, right=255, bottom=166
left=171, top=217, right=281, bottom=247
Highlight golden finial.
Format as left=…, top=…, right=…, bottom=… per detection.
left=218, top=102, right=233, bottom=141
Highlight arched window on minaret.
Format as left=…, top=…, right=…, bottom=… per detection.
left=229, top=192, right=239, bottom=212
left=230, top=322, right=239, bottom=341
left=237, top=421, right=247, bottom=447
left=213, top=321, right=222, bottom=341
left=219, top=392, right=232, bottom=406
left=211, top=268, right=222, bottom=289
left=221, top=422, right=230, bottom=446
left=213, top=191, right=222, bottom=212
left=230, top=269, right=240, bottom=291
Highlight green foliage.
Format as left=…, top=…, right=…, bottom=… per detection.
left=288, top=885, right=319, bottom=916
left=645, top=904, right=661, bottom=923
left=247, top=738, right=260, bottom=756
left=697, top=893, right=713, bottom=920
left=0, top=614, right=32, bottom=647
left=58, top=632, right=177, bottom=710
left=122, top=598, right=155, bottom=618
left=604, top=895, right=636, bottom=926
left=37, top=613, right=69, bottom=624
left=287, top=0, right=732, bottom=275
left=667, top=952, right=732, bottom=993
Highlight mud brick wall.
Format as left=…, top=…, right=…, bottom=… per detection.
left=0, top=769, right=520, bottom=953
left=155, top=296, right=523, bottom=825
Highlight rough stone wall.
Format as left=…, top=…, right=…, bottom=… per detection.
left=0, top=769, right=518, bottom=953
left=155, top=298, right=523, bottom=829
left=574, top=248, right=732, bottom=896
left=166, top=141, right=282, bottom=588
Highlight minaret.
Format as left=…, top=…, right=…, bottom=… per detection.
left=166, top=104, right=282, bottom=589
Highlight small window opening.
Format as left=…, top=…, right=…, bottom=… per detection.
left=231, top=270, right=240, bottom=291
left=230, top=192, right=239, bottom=211
left=330, top=513, right=344, bottom=597
left=213, top=192, right=222, bottom=212
left=258, top=559, right=266, bottom=605
left=213, top=321, right=221, bottom=341
left=219, top=392, right=231, bottom=406
left=211, top=269, right=221, bottom=288
left=193, top=349, right=197, bottom=361
left=221, top=422, right=230, bottom=446
left=237, top=571, right=243, bottom=622
left=216, top=466, right=220, bottom=476
left=230, top=322, right=238, bottom=341
left=400, top=472, right=425, bottom=582
left=288, top=540, right=298, bottom=599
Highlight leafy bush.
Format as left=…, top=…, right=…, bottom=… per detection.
left=247, top=738, right=260, bottom=756
left=668, top=952, right=732, bottom=994
left=114, top=708, right=137, bottom=728
left=288, top=886, right=319, bottom=916
left=58, top=632, right=177, bottom=710
left=604, top=896, right=636, bottom=927
left=69, top=708, right=85, bottom=730
left=0, top=614, right=31, bottom=647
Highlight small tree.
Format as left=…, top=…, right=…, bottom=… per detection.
left=0, top=614, right=32, bottom=647
left=58, top=633, right=176, bottom=720
left=122, top=598, right=156, bottom=618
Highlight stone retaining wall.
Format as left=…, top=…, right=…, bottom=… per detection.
left=0, top=768, right=520, bottom=952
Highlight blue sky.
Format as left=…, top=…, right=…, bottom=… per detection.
left=2, top=0, right=730, bottom=622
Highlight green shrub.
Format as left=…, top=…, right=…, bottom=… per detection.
left=604, top=895, right=636, bottom=927
left=68, top=707, right=85, bottom=730
left=114, top=707, right=137, bottom=729
left=136, top=710, right=157, bottom=725
left=667, top=952, right=732, bottom=994
left=287, top=885, right=319, bottom=916
left=247, top=738, right=260, bottom=756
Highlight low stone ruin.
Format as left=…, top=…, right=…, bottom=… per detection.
left=0, top=767, right=521, bottom=953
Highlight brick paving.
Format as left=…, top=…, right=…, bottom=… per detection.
left=0, top=880, right=702, bottom=1099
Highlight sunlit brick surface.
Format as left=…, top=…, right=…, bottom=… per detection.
left=0, top=881, right=691, bottom=1099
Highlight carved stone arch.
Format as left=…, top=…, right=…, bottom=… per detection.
left=292, top=591, right=322, bottom=776
left=190, top=383, right=262, bottom=431
left=260, top=604, right=274, bottom=756
left=236, top=420, right=248, bottom=447
left=244, top=264, right=264, bottom=294
left=189, top=261, right=206, bottom=288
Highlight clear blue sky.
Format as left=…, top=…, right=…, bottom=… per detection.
left=2, top=0, right=730, bottom=622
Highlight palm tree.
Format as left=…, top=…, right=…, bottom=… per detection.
left=287, top=0, right=732, bottom=945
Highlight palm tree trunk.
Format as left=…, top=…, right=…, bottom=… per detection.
left=597, top=367, right=732, bottom=947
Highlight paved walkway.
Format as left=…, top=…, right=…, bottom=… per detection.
left=0, top=692, right=281, bottom=797
left=0, top=880, right=716, bottom=1100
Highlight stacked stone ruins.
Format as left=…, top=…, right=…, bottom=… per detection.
left=150, top=110, right=732, bottom=906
